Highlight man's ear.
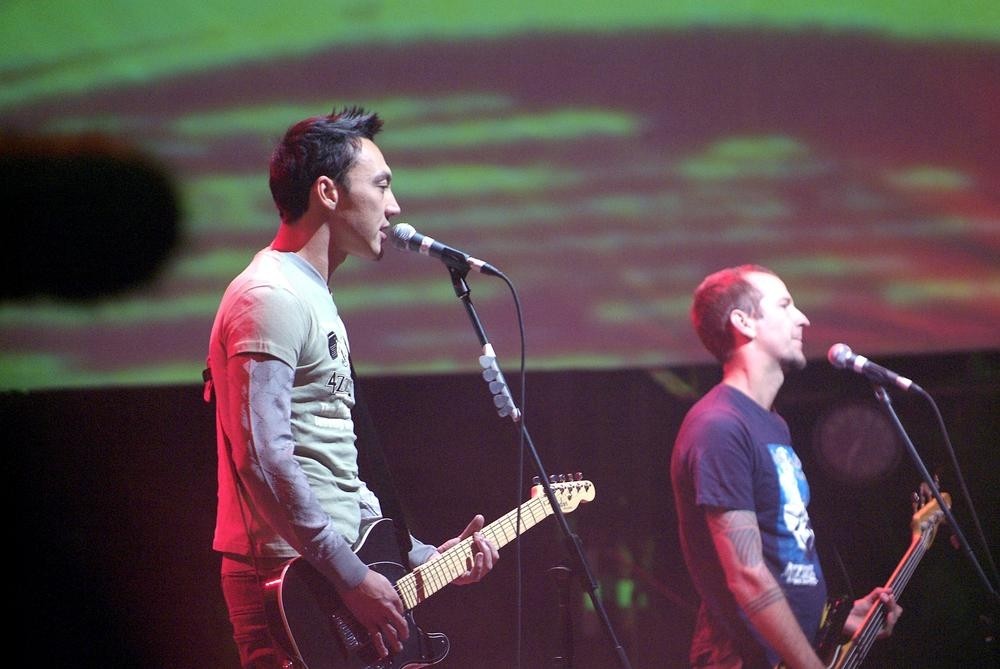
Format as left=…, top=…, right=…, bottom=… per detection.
left=313, top=175, right=338, bottom=211
left=729, top=309, right=755, bottom=339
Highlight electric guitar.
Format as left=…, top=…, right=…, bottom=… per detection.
left=264, top=476, right=596, bottom=669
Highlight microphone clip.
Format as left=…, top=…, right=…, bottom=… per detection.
left=480, top=345, right=521, bottom=422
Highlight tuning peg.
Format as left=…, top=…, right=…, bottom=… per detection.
left=573, top=472, right=582, bottom=481
left=532, top=476, right=541, bottom=486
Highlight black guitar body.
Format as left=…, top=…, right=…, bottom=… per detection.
left=263, top=479, right=596, bottom=668
left=814, top=595, right=853, bottom=667
left=265, top=519, right=449, bottom=669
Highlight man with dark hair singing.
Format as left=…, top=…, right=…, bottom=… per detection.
left=207, top=107, right=498, bottom=668
left=670, top=265, right=901, bottom=668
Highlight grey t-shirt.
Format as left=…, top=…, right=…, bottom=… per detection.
left=209, top=248, right=433, bottom=589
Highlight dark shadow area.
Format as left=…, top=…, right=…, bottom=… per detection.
left=1, top=132, right=180, bottom=301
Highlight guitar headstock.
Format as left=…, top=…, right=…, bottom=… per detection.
left=531, top=473, right=596, bottom=513
left=911, top=479, right=951, bottom=541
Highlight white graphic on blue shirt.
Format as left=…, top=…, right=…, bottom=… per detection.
left=768, top=444, right=818, bottom=586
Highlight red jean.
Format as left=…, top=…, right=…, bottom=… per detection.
left=220, top=555, right=295, bottom=669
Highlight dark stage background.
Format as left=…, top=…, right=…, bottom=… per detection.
left=8, top=350, right=998, bottom=668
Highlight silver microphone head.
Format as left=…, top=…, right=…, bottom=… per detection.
left=390, top=223, right=416, bottom=250
left=827, top=343, right=852, bottom=369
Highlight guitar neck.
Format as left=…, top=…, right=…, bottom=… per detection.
left=834, top=494, right=948, bottom=669
left=394, top=488, right=569, bottom=610
left=831, top=540, right=923, bottom=669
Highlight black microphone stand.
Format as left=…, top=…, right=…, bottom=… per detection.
left=547, top=565, right=575, bottom=668
left=447, top=266, right=634, bottom=669
left=871, top=384, right=999, bottom=605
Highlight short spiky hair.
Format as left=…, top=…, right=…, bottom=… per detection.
left=268, top=106, right=384, bottom=222
left=691, top=264, right=776, bottom=363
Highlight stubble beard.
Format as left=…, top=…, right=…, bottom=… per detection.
left=780, top=350, right=808, bottom=374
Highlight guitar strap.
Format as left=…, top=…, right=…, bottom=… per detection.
left=349, top=359, right=415, bottom=559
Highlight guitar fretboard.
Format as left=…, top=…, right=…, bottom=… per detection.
left=833, top=497, right=948, bottom=669
left=395, top=481, right=593, bottom=610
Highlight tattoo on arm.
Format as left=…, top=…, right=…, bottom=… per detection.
left=711, top=510, right=764, bottom=567
left=745, top=587, right=784, bottom=616
left=726, top=525, right=763, bottom=567
left=708, top=510, right=785, bottom=616
left=708, top=510, right=802, bottom=643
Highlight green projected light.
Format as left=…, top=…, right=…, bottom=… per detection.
left=3, top=1, right=999, bottom=108
left=2, top=2, right=999, bottom=390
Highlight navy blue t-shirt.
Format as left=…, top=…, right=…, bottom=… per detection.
left=671, top=384, right=827, bottom=668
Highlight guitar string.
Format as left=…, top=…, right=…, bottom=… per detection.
left=393, top=484, right=591, bottom=609
left=841, top=527, right=934, bottom=669
left=395, top=492, right=555, bottom=607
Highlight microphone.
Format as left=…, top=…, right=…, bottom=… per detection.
left=827, top=343, right=922, bottom=393
left=390, top=223, right=501, bottom=277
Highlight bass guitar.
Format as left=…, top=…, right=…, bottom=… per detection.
left=778, top=485, right=951, bottom=669
left=823, top=487, right=950, bottom=669
left=264, top=476, right=596, bottom=669
left=775, top=484, right=951, bottom=669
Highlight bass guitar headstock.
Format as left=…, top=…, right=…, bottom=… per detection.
left=910, top=477, right=951, bottom=543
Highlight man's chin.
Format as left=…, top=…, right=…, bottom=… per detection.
left=781, top=354, right=808, bottom=373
